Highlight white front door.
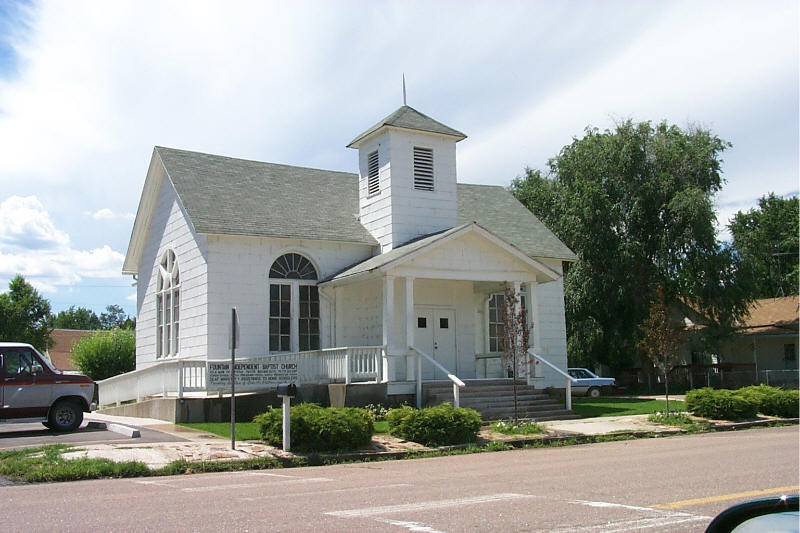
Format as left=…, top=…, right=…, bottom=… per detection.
left=414, top=307, right=457, bottom=380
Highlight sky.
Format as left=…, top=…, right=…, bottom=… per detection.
left=0, top=0, right=797, bottom=319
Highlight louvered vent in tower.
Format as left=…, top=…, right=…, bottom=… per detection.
left=413, top=146, right=434, bottom=191
left=367, top=150, right=379, bottom=196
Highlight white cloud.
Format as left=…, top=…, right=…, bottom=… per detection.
left=84, top=208, right=135, bottom=221
left=0, top=195, right=69, bottom=250
left=0, top=195, right=124, bottom=291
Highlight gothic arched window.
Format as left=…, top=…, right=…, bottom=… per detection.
left=156, top=249, right=180, bottom=357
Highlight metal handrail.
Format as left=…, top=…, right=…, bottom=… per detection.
left=410, top=346, right=465, bottom=408
left=527, top=349, right=576, bottom=411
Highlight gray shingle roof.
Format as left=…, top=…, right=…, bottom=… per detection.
left=347, top=105, right=467, bottom=148
left=153, top=147, right=575, bottom=266
left=457, top=184, right=577, bottom=262
left=155, top=147, right=378, bottom=245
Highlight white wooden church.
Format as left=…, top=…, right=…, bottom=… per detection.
left=104, top=104, right=578, bottom=420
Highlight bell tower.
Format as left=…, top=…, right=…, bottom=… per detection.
left=348, top=105, right=467, bottom=252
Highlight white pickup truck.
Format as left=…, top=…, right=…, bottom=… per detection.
left=0, top=342, right=97, bottom=432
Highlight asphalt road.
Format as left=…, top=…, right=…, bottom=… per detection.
left=0, top=420, right=187, bottom=449
left=2, top=426, right=798, bottom=532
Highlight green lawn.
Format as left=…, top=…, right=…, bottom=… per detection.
left=180, top=419, right=390, bottom=440
left=571, top=397, right=686, bottom=418
left=181, top=422, right=263, bottom=441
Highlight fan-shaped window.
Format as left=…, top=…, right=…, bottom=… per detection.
left=156, top=250, right=180, bottom=357
left=268, top=253, right=319, bottom=353
left=269, top=253, right=317, bottom=280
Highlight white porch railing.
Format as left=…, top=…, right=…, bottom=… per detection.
left=410, top=346, right=465, bottom=409
left=98, top=346, right=384, bottom=407
left=527, top=348, right=575, bottom=411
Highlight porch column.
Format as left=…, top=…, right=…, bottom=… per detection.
left=513, top=281, right=522, bottom=380
left=382, top=276, right=394, bottom=383
left=527, top=281, right=541, bottom=383
left=405, top=277, right=415, bottom=381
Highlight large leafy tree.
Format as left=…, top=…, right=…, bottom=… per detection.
left=511, top=120, right=753, bottom=369
left=99, top=304, right=135, bottom=330
left=0, top=275, right=53, bottom=351
left=729, top=193, right=799, bottom=298
left=51, top=305, right=102, bottom=330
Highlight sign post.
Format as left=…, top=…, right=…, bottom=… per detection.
left=230, top=308, right=238, bottom=451
left=276, top=384, right=297, bottom=452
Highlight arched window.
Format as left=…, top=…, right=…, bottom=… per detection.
left=269, top=253, right=319, bottom=353
left=156, top=250, right=180, bottom=357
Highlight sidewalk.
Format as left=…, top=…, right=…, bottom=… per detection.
left=64, top=411, right=697, bottom=469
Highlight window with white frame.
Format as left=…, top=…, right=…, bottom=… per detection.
left=487, top=286, right=528, bottom=354
left=488, top=293, right=505, bottom=353
left=156, top=249, right=180, bottom=357
left=413, top=146, right=434, bottom=191
left=367, top=150, right=380, bottom=196
left=269, top=253, right=319, bottom=353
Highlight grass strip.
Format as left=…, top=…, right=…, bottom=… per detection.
left=571, top=398, right=686, bottom=418
left=179, top=420, right=391, bottom=440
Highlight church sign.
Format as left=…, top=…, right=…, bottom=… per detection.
left=207, top=360, right=299, bottom=388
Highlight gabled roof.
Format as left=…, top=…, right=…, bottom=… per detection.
left=457, top=184, right=577, bottom=262
left=325, top=222, right=560, bottom=283
left=347, top=105, right=467, bottom=148
left=735, top=296, right=799, bottom=336
left=156, top=147, right=378, bottom=245
left=124, top=147, right=576, bottom=275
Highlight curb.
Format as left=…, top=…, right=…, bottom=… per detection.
left=710, top=418, right=799, bottom=431
left=106, top=423, right=141, bottom=438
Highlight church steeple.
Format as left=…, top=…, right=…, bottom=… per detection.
left=349, top=106, right=466, bottom=253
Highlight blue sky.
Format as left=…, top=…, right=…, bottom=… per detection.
left=0, top=0, right=797, bottom=319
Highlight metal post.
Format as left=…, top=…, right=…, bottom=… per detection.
left=230, top=308, right=237, bottom=451
left=453, top=382, right=460, bottom=408
left=345, top=351, right=351, bottom=385
left=566, top=378, right=572, bottom=411
left=282, top=395, right=291, bottom=452
left=416, top=351, right=423, bottom=408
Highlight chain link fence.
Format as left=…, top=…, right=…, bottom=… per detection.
left=618, top=366, right=799, bottom=392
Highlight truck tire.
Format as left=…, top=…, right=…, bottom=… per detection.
left=587, top=387, right=601, bottom=398
left=48, top=400, right=83, bottom=432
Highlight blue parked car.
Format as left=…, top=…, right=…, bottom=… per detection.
left=568, top=368, right=616, bottom=397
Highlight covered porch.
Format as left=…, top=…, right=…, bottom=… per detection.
left=323, top=223, right=570, bottom=394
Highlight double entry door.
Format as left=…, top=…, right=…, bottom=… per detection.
left=414, top=307, right=457, bottom=380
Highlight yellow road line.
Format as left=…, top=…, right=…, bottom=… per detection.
left=652, top=486, right=799, bottom=510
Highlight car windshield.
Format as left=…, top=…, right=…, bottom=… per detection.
left=569, top=369, right=594, bottom=379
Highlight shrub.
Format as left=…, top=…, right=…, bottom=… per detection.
left=386, top=403, right=482, bottom=446
left=738, top=385, right=799, bottom=418
left=71, top=329, right=135, bottom=380
left=253, top=403, right=373, bottom=452
left=685, top=388, right=758, bottom=420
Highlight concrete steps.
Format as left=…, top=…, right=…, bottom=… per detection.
left=423, top=379, right=580, bottom=422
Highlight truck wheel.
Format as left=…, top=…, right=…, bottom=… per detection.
left=48, top=400, right=83, bottom=432
left=587, top=387, right=601, bottom=398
